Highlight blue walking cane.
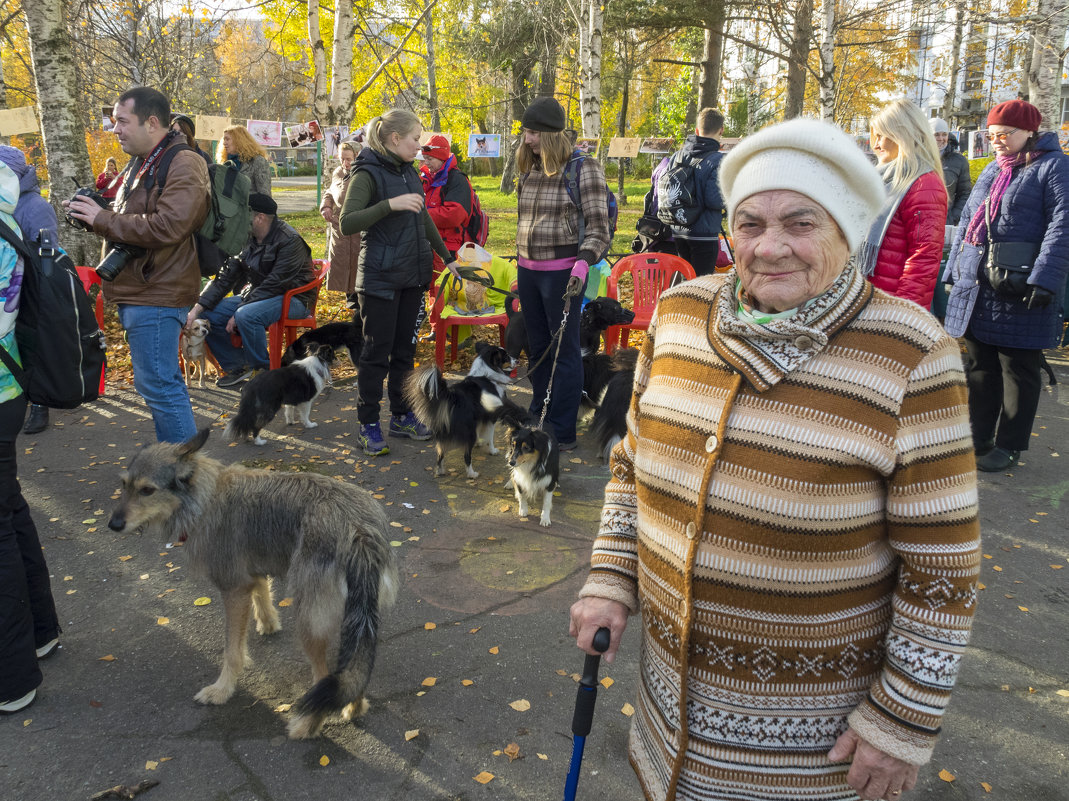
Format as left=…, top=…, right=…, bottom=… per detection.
left=563, top=627, right=611, bottom=801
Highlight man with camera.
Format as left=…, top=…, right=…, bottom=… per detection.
left=185, top=193, right=315, bottom=388
left=65, top=86, right=208, bottom=443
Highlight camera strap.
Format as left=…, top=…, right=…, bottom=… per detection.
left=125, top=131, right=178, bottom=192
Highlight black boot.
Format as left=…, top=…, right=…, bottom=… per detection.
left=23, top=404, right=49, bottom=435
left=976, top=447, right=1020, bottom=472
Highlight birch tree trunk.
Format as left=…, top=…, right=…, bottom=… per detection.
left=818, top=0, right=836, bottom=121
left=784, top=0, right=813, bottom=119
left=0, top=54, right=7, bottom=146
left=424, top=12, right=441, bottom=132
left=939, top=0, right=966, bottom=124
left=329, top=0, right=356, bottom=126
left=307, top=0, right=329, bottom=124
left=1027, top=0, right=1069, bottom=129
left=22, top=0, right=96, bottom=263
left=580, top=0, right=603, bottom=138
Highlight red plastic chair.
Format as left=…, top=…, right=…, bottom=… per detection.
left=605, top=253, right=696, bottom=353
left=428, top=278, right=513, bottom=369
left=266, top=259, right=329, bottom=369
left=75, top=266, right=107, bottom=394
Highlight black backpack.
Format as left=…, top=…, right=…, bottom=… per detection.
left=561, top=154, right=618, bottom=264
left=656, top=150, right=705, bottom=227
left=0, top=221, right=107, bottom=409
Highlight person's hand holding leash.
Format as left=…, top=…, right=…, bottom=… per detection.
left=444, top=260, right=462, bottom=283
left=569, top=597, right=628, bottom=663
left=565, top=276, right=583, bottom=298
left=828, top=728, right=918, bottom=800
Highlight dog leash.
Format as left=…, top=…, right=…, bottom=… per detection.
left=536, top=292, right=574, bottom=432
left=433, top=264, right=519, bottom=305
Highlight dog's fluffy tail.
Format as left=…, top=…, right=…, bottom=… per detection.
left=404, top=366, right=452, bottom=434
left=224, top=390, right=261, bottom=442
left=288, top=537, right=398, bottom=739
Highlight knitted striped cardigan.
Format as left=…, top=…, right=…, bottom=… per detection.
left=580, top=267, right=981, bottom=801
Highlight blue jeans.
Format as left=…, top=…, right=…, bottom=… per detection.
left=118, top=304, right=197, bottom=443
left=201, top=295, right=308, bottom=372
left=517, top=267, right=585, bottom=444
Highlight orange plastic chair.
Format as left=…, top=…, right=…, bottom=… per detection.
left=266, top=259, right=329, bottom=369
left=605, top=253, right=696, bottom=353
left=428, top=279, right=513, bottom=369
left=75, top=266, right=107, bottom=394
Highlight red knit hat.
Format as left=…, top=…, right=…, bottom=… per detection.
left=421, top=134, right=451, bottom=161
left=987, top=100, right=1041, bottom=132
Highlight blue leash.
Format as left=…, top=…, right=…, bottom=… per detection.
left=563, top=627, right=611, bottom=801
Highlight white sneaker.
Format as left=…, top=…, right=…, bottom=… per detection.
left=0, top=689, right=36, bottom=714
left=36, top=638, right=59, bottom=659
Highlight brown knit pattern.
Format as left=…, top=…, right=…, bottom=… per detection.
left=580, top=269, right=981, bottom=801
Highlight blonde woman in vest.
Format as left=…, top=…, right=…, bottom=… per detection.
left=217, top=125, right=272, bottom=195
left=570, top=118, right=980, bottom=801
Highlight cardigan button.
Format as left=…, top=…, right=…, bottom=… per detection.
left=705, top=434, right=718, bottom=453
left=685, top=522, right=697, bottom=540
left=794, top=335, right=814, bottom=350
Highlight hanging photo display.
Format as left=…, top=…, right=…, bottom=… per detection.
left=102, top=106, right=115, bottom=132
left=575, top=138, right=600, bottom=157
left=323, top=126, right=350, bottom=157
left=607, top=137, right=642, bottom=158
left=286, top=120, right=324, bottom=148
left=968, top=130, right=992, bottom=160
left=247, top=120, right=283, bottom=149
left=639, top=137, right=675, bottom=154
left=0, top=106, right=39, bottom=137
left=466, top=133, right=501, bottom=158
left=195, top=114, right=231, bottom=141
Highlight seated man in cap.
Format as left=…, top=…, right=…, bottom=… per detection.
left=186, top=193, right=316, bottom=387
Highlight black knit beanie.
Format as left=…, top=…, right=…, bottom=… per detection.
left=521, top=97, right=566, bottom=133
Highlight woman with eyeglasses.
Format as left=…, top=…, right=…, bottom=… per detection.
left=859, top=99, right=948, bottom=307
left=943, top=100, right=1069, bottom=473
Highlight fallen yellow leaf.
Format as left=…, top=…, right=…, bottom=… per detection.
left=1056, top=689, right=1069, bottom=697
left=537, top=753, right=548, bottom=760
left=489, top=645, right=499, bottom=655
left=425, top=622, right=436, bottom=630
left=405, top=729, right=419, bottom=741
left=1018, top=606, right=1029, bottom=612
left=1052, top=564, right=1064, bottom=570
left=278, top=597, right=293, bottom=607
left=193, top=597, right=212, bottom=606
left=621, top=702, right=635, bottom=716
left=509, top=699, right=531, bottom=712
left=469, top=627, right=481, bottom=634
left=600, top=677, right=614, bottom=689
left=473, top=771, right=495, bottom=784
left=145, top=761, right=158, bottom=771
left=157, top=617, right=169, bottom=626
left=992, top=566, right=1002, bottom=572
left=319, top=755, right=330, bottom=767
left=555, top=669, right=568, bottom=676
left=461, top=679, right=474, bottom=686
left=274, top=703, right=292, bottom=712
left=119, top=555, right=133, bottom=562
left=980, top=781, right=992, bottom=793
left=504, top=742, right=521, bottom=762
left=23, top=718, right=31, bottom=726
left=939, top=769, right=956, bottom=783
left=98, top=654, right=116, bottom=662
left=977, top=582, right=986, bottom=590
left=422, top=676, right=437, bottom=687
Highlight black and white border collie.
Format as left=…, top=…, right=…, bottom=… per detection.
left=501, top=408, right=559, bottom=527
left=282, top=321, right=363, bottom=368
left=225, top=345, right=335, bottom=446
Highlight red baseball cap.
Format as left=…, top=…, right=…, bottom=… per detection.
left=422, top=134, right=451, bottom=160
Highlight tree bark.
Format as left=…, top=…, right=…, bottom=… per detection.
left=307, top=0, right=329, bottom=124
left=424, top=11, right=441, bottom=132
left=579, top=0, right=603, bottom=138
left=940, top=0, right=966, bottom=124
left=784, top=0, right=813, bottom=119
left=818, top=0, right=836, bottom=121
left=1027, top=0, right=1069, bottom=129
left=329, top=0, right=356, bottom=127
left=698, top=3, right=725, bottom=111
left=22, top=0, right=96, bottom=263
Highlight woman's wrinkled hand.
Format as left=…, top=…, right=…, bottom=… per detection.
left=569, top=597, right=628, bottom=663
left=827, top=728, right=918, bottom=801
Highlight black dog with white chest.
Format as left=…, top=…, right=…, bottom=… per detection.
left=282, top=321, right=363, bottom=368
left=580, top=297, right=635, bottom=407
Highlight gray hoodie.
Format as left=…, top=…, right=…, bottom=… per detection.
left=0, top=145, right=58, bottom=245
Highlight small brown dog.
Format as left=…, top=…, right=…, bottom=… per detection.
left=180, top=319, right=214, bottom=387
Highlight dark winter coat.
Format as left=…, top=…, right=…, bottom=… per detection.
left=321, top=164, right=360, bottom=294
left=869, top=171, right=947, bottom=307
left=198, top=218, right=315, bottom=311
left=0, top=146, right=58, bottom=247
left=665, top=134, right=724, bottom=242
left=941, top=138, right=972, bottom=225
left=943, top=131, right=1069, bottom=349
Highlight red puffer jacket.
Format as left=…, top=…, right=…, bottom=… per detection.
left=869, top=171, right=947, bottom=307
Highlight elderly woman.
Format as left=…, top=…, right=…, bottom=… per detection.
left=943, top=99, right=1069, bottom=473
left=569, top=119, right=981, bottom=801
left=321, top=141, right=361, bottom=309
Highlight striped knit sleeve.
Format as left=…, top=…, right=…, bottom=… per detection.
left=578, top=311, right=659, bottom=613
left=847, top=335, right=981, bottom=765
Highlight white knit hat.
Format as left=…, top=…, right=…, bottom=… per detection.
left=719, top=119, right=885, bottom=253
left=929, top=117, right=950, bottom=134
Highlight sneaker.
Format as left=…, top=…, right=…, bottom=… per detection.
left=558, top=440, right=578, bottom=452
left=976, top=447, right=1020, bottom=472
left=389, top=412, right=432, bottom=441
left=0, top=689, right=36, bottom=714
left=357, top=422, right=390, bottom=456
left=217, top=367, right=255, bottom=388
left=35, top=638, right=59, bottom=659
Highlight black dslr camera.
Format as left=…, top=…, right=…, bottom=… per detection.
left=65, top=179, right=145, bottom=281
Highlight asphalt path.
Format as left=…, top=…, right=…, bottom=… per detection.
left=2, top=349, right=1067, bottom=801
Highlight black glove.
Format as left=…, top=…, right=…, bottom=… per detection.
left=1026, top=286, right=1054, bottom=309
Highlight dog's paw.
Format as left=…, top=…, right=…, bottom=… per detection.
left=434, top=465, right=447, bottom=476
left=465, top=466, right=479, bottom=479
left=517, top=502, right=529, bottom=518
left=194, top=682, right=235, bottom=705
left=539, top=514, right=552, bottom=527
left=487, top=443, right=499, bottom=455
left=341, top=697, right=370, bottom=721
left=253, top=436, right=267, bottom=446
left=256, top=617, right=281, bottom=636
left=303, top=421, right=318, bottom=429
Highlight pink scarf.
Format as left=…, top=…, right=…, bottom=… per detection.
left=963, top=151, right=1031, bottom=245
